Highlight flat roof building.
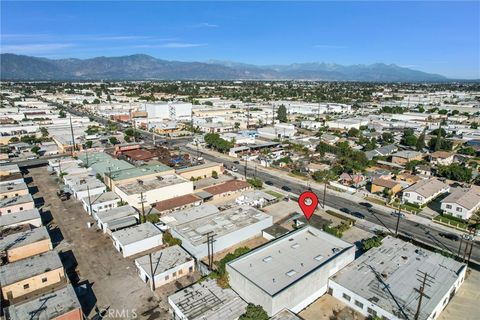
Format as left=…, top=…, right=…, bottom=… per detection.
left=135, top=245, right=195, bottom=290
left=0, top=226, right=52, bottom=262
left=0, top=182, right=29, bottom=199
left=0, top=208, right=42, bottom=230
left=0, top=194, right=35, bottom=215
left=0, top=251, right=65, bottom=302
left=95, top=205, right=139, bottom=234
left=111, top=222, right=163, bottom=258
left=165, top=205, right=273, bottom=259
left=329, top=236, right=467, bottom=320
left=81, top=191, right=120, bottom=216
left=104, top=163, right=175, bottom=188
left=5, top=284, right=83, bottom=320
left=114, top=174, right=193, bottom=209
left=168, top=278, right=247, bottom=320
left=227, top=226, right=355, bottom=316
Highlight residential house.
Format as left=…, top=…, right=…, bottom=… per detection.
left=441, top=186, right=480, bottom=220
left=402, top=178, right=450, bottom=206
left=370, top=178, right=402, bottom=196
left=391, top=150, right=423, bottom=165
left=430, top=151, right=455, bottom=166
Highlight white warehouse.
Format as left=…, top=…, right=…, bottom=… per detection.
left=111, top=222, right=163, bottom=258
left=162, top=204, right=272, bottom=259
left=145, top=102, right=192, bottom=121
left=329, top=236, right=466, bottom=320
left=227, top=226, right=355, bottom=316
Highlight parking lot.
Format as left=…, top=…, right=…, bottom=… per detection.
left=27, top=167, right=167, bottom=319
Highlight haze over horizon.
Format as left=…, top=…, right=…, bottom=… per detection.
left=1, top=1, right=479, bottom=79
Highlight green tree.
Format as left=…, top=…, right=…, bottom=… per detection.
left=437, top=164, right=472, bottom=182
left=362, top=236, right=383, bottom=251
left=382, top=132, right=394, bottom=144
left=239, top=304, right=269, bottom=320
left=347, top=127, right=360, bottom=137
left=40, top=127, right=49, bottom=138
left=109, top=136, right=119, bottom=145
left=211, top=170, right=218, bottom=179
left=59, top=109, right=67, bottom=118
left=31, top=146, right=40, bottom=154
left=85, top=141, right=93, bottom=149
left=276, top=104, right=288, bottom=122
left=9, top=137, right=19, bottom=143
left=247, top=178, right=263, bottom=189
left=401, top=129, right=417, bottom=146
left=470, top=122, right=478, bottom=129
left=416, top=131, right=426, bottom=151
left=163, top=230, right=182, bottom=246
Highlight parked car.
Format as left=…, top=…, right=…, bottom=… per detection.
left=281, top=186, right=291, bottom=192
left=231, top=166, right=238, bottom=172
left=340, top=208, right=351, bottom=214
left=391, top=212, right=406, bottom=219
left=265, top=181, right=274, bottom=186
left=352, top=212, right=365, bottom=219
left=439, top=232, right=460, bottom=241
left=359, top=202, right=373, bottom=208
left=233, top=160, right=240, bottom=164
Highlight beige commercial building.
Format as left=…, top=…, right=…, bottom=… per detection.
left=176, top=162, right=224, bottom=180
left=0, top=182, right=29, bottom=199
left=0, top=227, right=53, bottom=263
left=0, top=194, right=35, bottom=215
left=0, top=251, right=65, bottom=302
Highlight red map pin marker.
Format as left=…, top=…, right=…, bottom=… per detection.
left=298, top=191, right=318, bottom=220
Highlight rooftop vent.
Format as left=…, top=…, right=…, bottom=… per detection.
left=314, top=255, right=323, bottom=261
left=263, top=256, right=273, bottom=262
left=291, top=243, right=300, bottom=249
left=286, top=270, right=297, bottom=277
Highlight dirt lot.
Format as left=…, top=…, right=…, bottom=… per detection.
left=299, top=294, right=365, bottom=320
left=26, top=167, right=176, bottom=319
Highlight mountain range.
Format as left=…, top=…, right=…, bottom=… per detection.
left=0, top=53, right=448, bottom=82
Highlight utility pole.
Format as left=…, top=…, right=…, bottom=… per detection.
left=204, top=232, right=216, bottom=270
left=85, top=150, right=89, bottom=167
left=244, top=156, right=248, bottom=180
left=322, top=181, right=327, bottom=208
left=414, top=271, right=434, bottom=320
left=149, top=253, right=156, bottom=291
left=69, top=115, right=75, bottom=157
left=86, top=185, right=92, bottom=216
left=246, top=104, right=250, bottom=129
left=395, top=207, right=401, bottom=236
left=139, top=191, right=146, bottom=222
left=108, top=167, right=113, bottom=190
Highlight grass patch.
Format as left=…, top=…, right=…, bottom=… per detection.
left=265, top=190, right=283, bottom=199
left=398, top=203, right=422, bottom=214
left=434, top=215, right=468, bottom=229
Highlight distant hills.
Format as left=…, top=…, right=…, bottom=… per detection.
left=0, top=53, right=448, bottom=82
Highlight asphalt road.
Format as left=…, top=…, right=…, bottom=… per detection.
left=184, top=146, right=480, bottom=264
left=38, top=101, right=480, bottom=264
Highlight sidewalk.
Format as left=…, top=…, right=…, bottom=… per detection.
left=191, top=145, right=475, bottom=239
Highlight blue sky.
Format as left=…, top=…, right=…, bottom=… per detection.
left=1, top=1, right=479, bottom=79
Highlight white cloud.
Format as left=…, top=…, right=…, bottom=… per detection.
left=313, top=44, right=347, bottom=49
left=0, top=43, right=74, bottom=54
left=196, top=22, right=219, bottom=28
